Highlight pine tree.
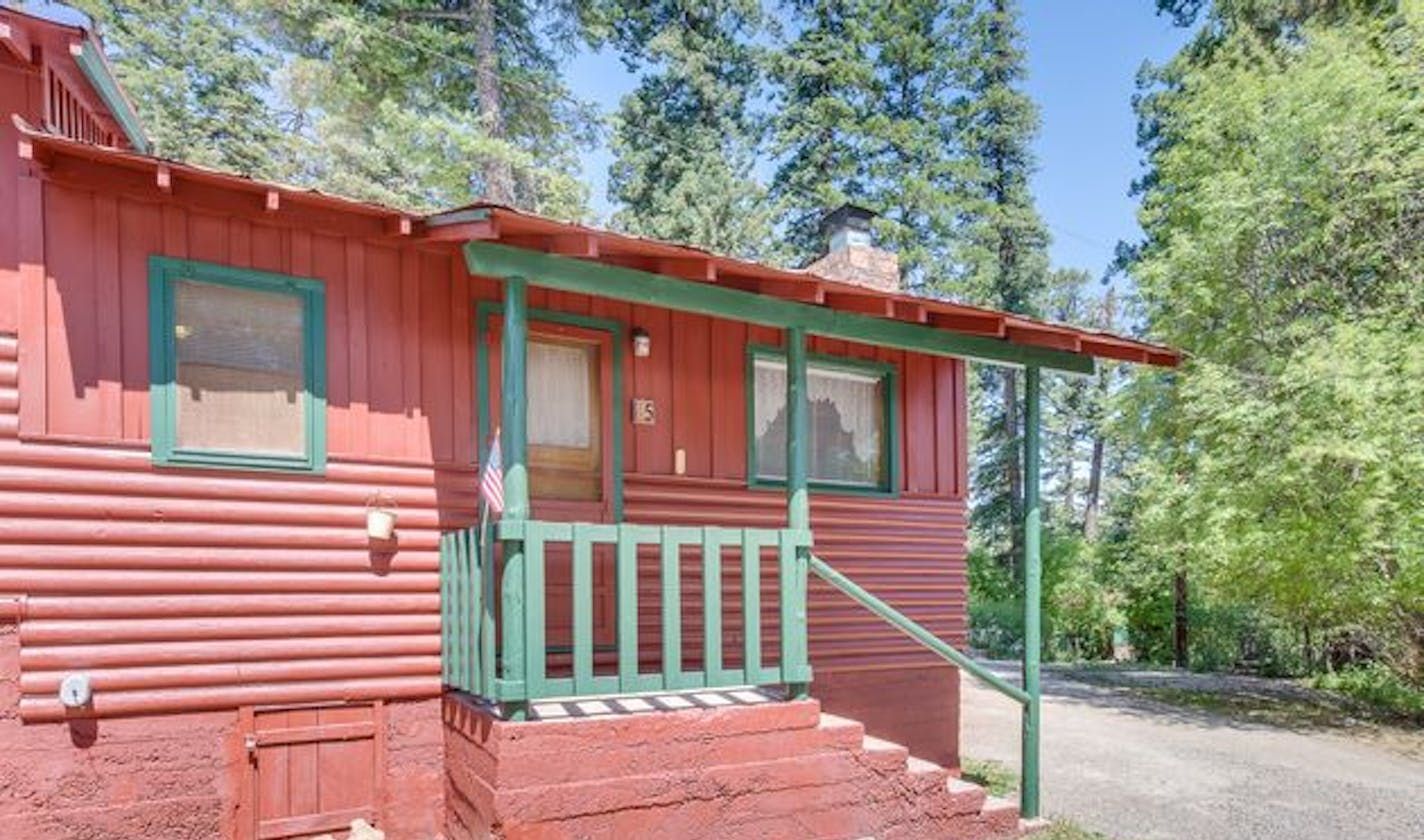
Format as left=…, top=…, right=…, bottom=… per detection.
left=767, top=0, right=877, bottom=263
left=259, top=0, right=596, bottom=214
left=770, top=0, right=973, bottom=285
left=70, top=1, right=296, bottom=178
left=593, top=0, right=772, bottom=256
left=957, top=0, right=1050, bottom=579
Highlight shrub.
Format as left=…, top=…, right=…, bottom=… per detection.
left=1311, top=662, right=1424, bottom=723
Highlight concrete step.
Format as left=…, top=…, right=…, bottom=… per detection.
left=817, top=711, right=867, bottom=749
left=445, top=692, right=1026, bottom=839
left=859, top=734, right=910, bottom=772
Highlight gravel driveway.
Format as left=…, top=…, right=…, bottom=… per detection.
left=958, top=663, right=1424, bottom=840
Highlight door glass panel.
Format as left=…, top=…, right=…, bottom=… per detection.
left=529, top=340, right=593, bottom=448
left=527, top=336, right=601, bottom=501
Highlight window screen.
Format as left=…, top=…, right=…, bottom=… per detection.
left=753, top=355, right=889, bottom=489
left=173, top=279, right=307, bottom=455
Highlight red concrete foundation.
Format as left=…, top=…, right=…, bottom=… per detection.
left=817, top=664, right=962, bottom=768
left=442, top=693, right=1019, bottom=840
left=0, top=622, right=445, bottom=840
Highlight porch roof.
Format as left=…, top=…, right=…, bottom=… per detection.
left=14, top=121, right=1180, bottom=372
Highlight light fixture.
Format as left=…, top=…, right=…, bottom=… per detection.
left=631, top=327, right=651, bottom=358
left=366, top=492, right=398, bottom=540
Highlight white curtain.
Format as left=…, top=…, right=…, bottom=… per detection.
left=753, top=356, right=883, bottom=484
left=528, top=340, right=593, bottom=448
left=809, top=365, right=883, bottom=468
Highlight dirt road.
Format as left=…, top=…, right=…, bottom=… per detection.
left=958, top=664, right=1424, bottom=840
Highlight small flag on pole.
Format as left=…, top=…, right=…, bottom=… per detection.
left=479, top=431, right=504, bottom=515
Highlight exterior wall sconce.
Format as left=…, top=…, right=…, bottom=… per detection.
left=631, top=327, right=651, bottom=358
left=366, top=492, right=398, bottom=540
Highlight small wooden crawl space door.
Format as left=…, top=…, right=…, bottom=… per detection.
left=239, top=701, right=385, bottom=839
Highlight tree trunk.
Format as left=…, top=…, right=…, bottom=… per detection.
left=1083, top=434, right=1104, bottom=539
left=1173, top=570, right=1189, bottom=669
left=473, top=0, right=514, bottom=204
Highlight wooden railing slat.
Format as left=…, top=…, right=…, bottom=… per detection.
left=524, top=530, right=546, bottom=698
left=467, top=526, right=483, bottom=694
left=480, top=525, right=497, bottom=697
left=702, top=528, right=724, bottom=686
left=439, top=533, right=450, bottom=687
left=660, top=527, right=683, bottom=689
left=572, top=524, right=595, bottom=694
left=741, top=530, right=761, bottom=680
left=616, top=525, right=640, bottom=692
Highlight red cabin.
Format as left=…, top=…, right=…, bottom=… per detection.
left=0, top=7, right=1178, bottom=839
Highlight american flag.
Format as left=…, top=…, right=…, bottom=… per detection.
left=479, top=432, right=504, bottom=515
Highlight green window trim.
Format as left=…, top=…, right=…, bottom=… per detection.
left=745, top=343, right=899, bottom=497
left=474, top=300, right=626, bottom=521
left=148, top=256, right=327, bottom=473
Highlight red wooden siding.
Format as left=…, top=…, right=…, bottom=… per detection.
left=2, top=168, right=969, bottom=723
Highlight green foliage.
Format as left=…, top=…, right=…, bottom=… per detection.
left=1311, top=663, right=1424, bottom=722
left=71, top=1, right=295, bottom=177
left=80, top=1, right=595, bottom=214
left=595, top=0, right=773, bottom=256
left=959, top=756, right=1017, bottom=797
left=949, top=0, right=1048, bottom=308
left=1118, top=2, right=1424, bottom=685
left=766, top=0, right=877, bottom=261
left=970, top=528, right=1124, bottom=662
left=262, top=0, right=595, bottom=214
left=1130, top=9, right=1424, bottom=364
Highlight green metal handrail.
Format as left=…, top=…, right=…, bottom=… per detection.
left=808, top=553, right=1039, bottom=815
left=807, top=555, right=1029, bottom=705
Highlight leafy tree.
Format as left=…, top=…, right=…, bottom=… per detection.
left=70, top=0, right=296, bottom=178
left=1119, top=3, right=1424, bottom=680
left=591, top=0, right=772, bottom=256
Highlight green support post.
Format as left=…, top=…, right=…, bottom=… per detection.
left=785, top=327, right=811, bottom=699
left=1022, top=366, right=1043, bottom=819
left=500, top=277, right=530, bottom=721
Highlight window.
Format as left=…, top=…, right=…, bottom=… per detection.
left=149, top=257, right=326, bottom=471
left=527, top=335, right=602, bottom=500
left=750, top=349, right=895, bottom=492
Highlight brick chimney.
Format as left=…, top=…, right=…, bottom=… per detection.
left=806, top=204, right=900, bottom=293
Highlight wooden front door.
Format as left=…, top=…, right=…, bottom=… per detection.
left=243, top=702, right=383, bottom=840
left=488, top=317, right=617, bottom=650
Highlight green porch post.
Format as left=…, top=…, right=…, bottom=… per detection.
left=1022, top=365, right=1043, bottom=819
left=500, top=277, right=531, bottom=720
left=785, top=326, right=811, bottom=699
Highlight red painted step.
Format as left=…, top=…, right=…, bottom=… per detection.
left=443, top=692, right=1031, bottom=839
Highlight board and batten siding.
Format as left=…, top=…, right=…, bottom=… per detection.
left=2, top=173, right=968, bottom=723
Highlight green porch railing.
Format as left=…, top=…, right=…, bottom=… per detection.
left=439, top=525, right=497, bottom=698
left=439, top=520, right=814, bottom=705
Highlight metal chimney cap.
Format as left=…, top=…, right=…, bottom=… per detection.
left=819, top=204, right=878, bottom=237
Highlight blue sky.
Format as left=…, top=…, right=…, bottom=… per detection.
left=566, top=2, right=1191, bottom=278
